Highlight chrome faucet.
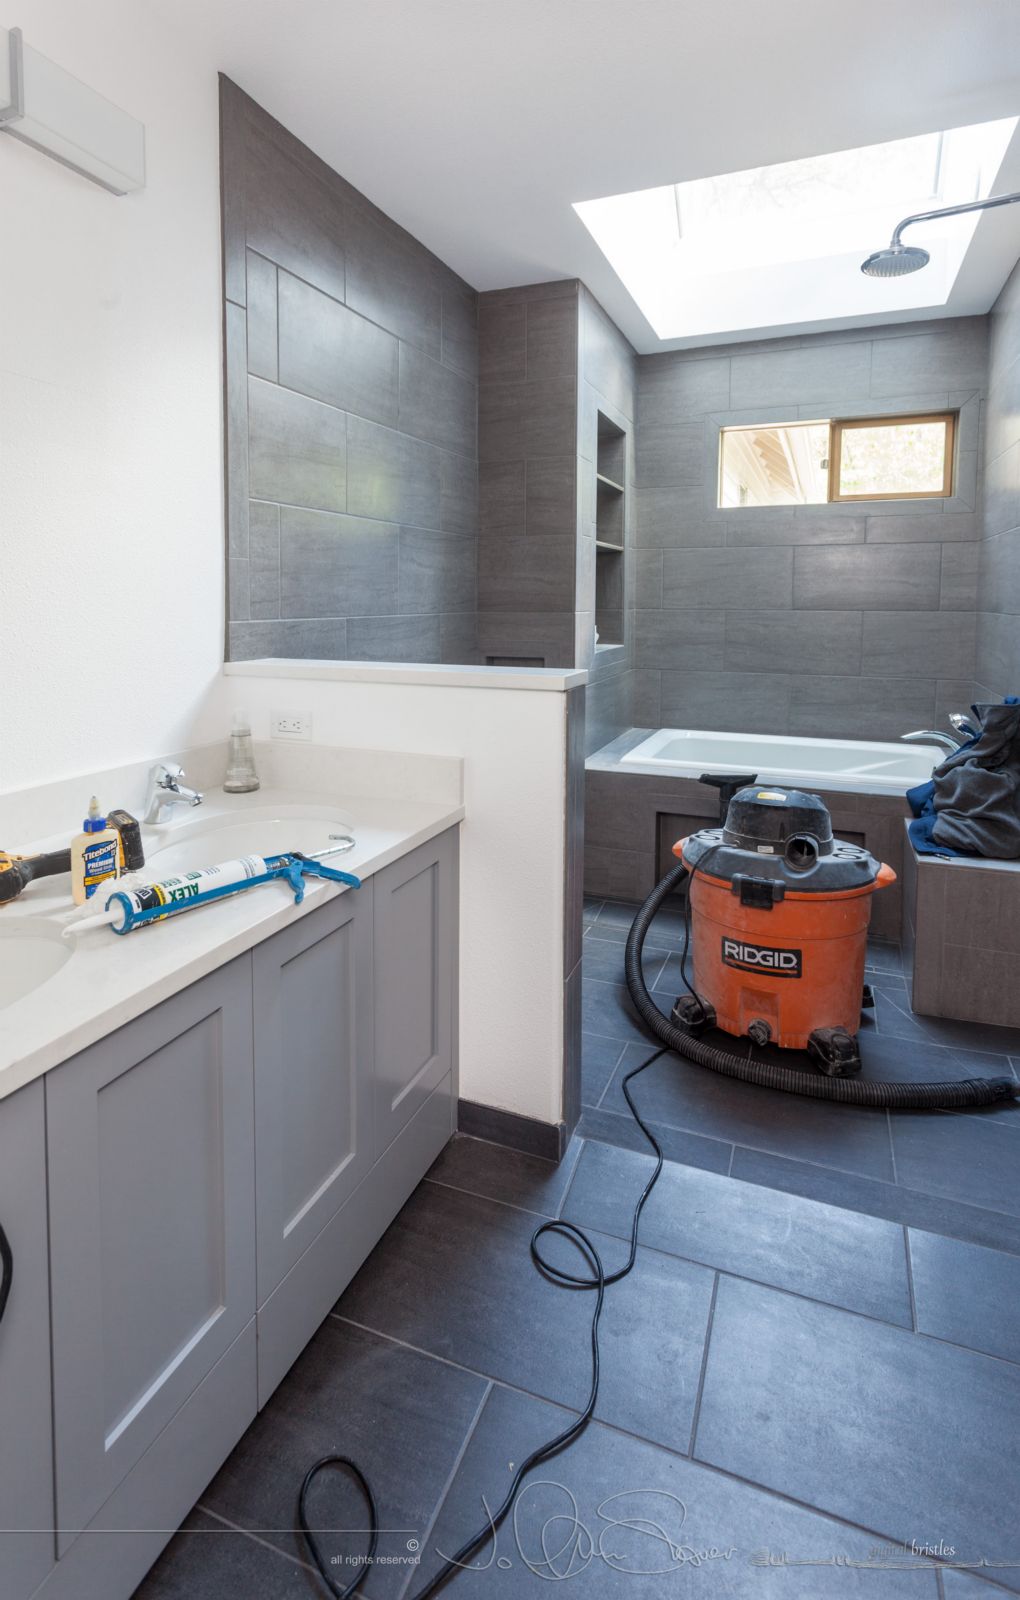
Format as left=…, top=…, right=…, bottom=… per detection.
left=900, top=728, right=962, bottom=754
left=143, top=762, right=204, bottom=824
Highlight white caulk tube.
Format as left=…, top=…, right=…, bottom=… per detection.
left=65, top=855, right=270, bottom=936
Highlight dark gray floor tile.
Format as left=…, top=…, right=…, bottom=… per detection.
left=873, top=984, right=1020, bottom=1056
left=133, top=1510, right=311, bottom=1599
left=581, top=977, right=657, bottom=1046
left=601, top=1042, right=896, bottom=1182
left=202, top=1319, right=486, bottom=1597
left=577, top=1105, right=733, bottom=1174
left=582, top=896, right=604, bottom=922
left=581, top=1031, right=625, bottom=1107
left=587, top=898, right=687, bottom=945
left=581, top=935, right=667, bottom=987
left=891, top=1113, right=1020, bottom=1216
left=562, top=1141, right=912, bottom=1324
left=426, top=1133, right=578, bottom=1216
left=909, top=1229, right=1020, bottom=1364
left=335, top=1182, right=714, bottom=1455
left=730, top=1145, right=1020, bottom=1256
left=417, top=1383, right=937, bottom=1597
left=942, top=1569, right=1018, bottom=1597
left=696, top=1275, right=1020, bottom=1577
left=865, top=938, right=906, bottom=977
left=853, top=1032, right=1015, bottom=1087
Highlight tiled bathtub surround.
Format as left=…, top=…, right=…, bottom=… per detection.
left=979, top=257, right=1020, bottom=695
left=632, top=318, right=988, bottom=741
left=220, top=79, right=480, bottom=664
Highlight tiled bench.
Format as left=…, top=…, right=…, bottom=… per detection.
left=902, top=821, right=1020, bottom=1027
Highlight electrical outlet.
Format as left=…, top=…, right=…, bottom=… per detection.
left=271, top=709, right=312, bottom=741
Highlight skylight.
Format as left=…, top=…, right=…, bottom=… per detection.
left=574, top=117, right=1018, bottom=341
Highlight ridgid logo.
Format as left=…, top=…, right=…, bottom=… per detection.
left=721, top=938, right=802, bottom=978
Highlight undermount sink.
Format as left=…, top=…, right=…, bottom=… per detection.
left=141, top=805, right=356, bottom=878
left=0, top=921, right=73, bottom=1009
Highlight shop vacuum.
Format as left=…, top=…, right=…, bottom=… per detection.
left=625, top=775, right=1019, bottom=1109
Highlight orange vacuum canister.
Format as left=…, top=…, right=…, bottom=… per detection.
left=674, top=786, right=895, bottom=1076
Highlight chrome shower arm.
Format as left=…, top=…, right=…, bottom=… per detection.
left=889, top=189, right=1020, bottom=250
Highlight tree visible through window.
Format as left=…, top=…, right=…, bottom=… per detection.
left=719, top=413, right=955, bottom=507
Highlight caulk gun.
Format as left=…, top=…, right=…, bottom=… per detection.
left=63, top=840, right=359, bottom=938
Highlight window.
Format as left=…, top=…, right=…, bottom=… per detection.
left=719, top=413, right=955, bottom=508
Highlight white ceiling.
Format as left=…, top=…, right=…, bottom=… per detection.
left=155, top=0, right=1020, bottom=351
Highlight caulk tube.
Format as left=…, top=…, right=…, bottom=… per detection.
left=65, top=855, right=269, bottom=936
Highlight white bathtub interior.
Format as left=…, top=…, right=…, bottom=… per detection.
left=617, top=728, right=944, bottom=794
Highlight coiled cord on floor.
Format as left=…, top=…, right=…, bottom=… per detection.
left=625, top=862, right=1019, bottom=1110
left=298, top=1045, right=670, bottom=1600
left=0, top=1222, right=11, bottom=1331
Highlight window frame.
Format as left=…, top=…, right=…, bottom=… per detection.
left=828, top=411, right=956, bottom=503
left=718, top=411, right=957, bottom=509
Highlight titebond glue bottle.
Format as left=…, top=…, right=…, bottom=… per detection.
left=70, top=798, right=121, bottom=905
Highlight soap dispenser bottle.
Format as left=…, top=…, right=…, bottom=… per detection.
left=223, top=709, right=261, bottom=793
left=70, top=798, right=121, bottom=905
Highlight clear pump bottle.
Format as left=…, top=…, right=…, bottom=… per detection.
left=223, top=709, right=261, bottom=793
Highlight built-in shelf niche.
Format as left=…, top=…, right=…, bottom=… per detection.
left=595, top=412, right=626, bottom=646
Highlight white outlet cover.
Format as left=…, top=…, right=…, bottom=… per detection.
left=271, top=709, right=312, bottom=741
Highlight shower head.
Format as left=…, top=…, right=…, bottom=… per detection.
left=860, top=244, right=930, bottom=278
left=861, top=189, right=1020, bottom=279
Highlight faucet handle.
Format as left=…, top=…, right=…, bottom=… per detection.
left=154, top=762, right=185, bottom=788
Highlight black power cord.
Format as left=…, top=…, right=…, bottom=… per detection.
left=298, top=1043, right=671, bottom=1600
left=0, top=1221, right=11, bottom=1330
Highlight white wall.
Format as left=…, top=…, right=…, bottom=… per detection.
left=221, top=669, right=570, bottom=1125
left=0, top=2, right=225, bottom=793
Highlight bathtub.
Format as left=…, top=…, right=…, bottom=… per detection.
left=618, top=728, right=943, bottom=796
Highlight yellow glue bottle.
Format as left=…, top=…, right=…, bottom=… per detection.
left=70, top=798, right=121, bottom=906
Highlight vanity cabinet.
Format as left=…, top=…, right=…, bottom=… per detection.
left=45, top=956, right=257, bottom=1553
left=0, top=1080, right=56, bottom=1600
left=373, top=830, right=457, bottom=1155
left=15, top=823, right=458, bottom=1600
left=253, top=886, right=373, bottom=1305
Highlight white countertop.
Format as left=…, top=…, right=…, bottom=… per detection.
left=225, top=657, right=588, bottom=692
left=0, top=783, right=464, bottom=1101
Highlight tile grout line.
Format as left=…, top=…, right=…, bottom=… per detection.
left=332, top=1317, right=1020, bottom=1567
left=193, top=1502, right=320, bottom=1578
left=886, top=1110, right=900, bottom=1185
left=902, top=1224, right=918, bottom=1332
left=686, top=1270, right=720, bottom=1458
left=553, top=1135, right=587, bottom=1218
left=395, top=1379, right=494, bottom=1600
left=593, top=1040, right=628, bottom=1110
left=423, top=1173, right=555, bottom=1223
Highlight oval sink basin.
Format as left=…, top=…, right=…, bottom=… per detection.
left=142, top=806, right=356, bottom=879
left=0, top=921, right=73, bottom=1009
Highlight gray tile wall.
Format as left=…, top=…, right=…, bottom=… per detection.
left=977, top=259, right=1020, bottom=697
left=577, top=288, right=639, bottom=752
left=476, top=282, right=580, bottom=667
left=632, top=318, right=988, bottom=741
left=221, top=79, right=480, bottom=663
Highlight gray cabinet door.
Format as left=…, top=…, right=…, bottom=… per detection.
left=253, top=886, right=373, bottom=1306
left=0, top=1080, right=56, bottom=1599
left=46, top=956, right=256, bottom=1552
left=373, top=828, right=458, bottom=1156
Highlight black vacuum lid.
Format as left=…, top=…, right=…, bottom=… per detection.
left=683, top=785, right=881, bottom=891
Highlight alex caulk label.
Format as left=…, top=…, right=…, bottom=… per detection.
left=722, top=937, right=802, bottom=978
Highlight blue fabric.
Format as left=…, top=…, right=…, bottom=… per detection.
left=906, top=698, right=1020, bottom=857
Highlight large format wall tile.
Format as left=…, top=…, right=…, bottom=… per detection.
left=277, top=271, right=399, bottom=426
left=344, top=202, right=443, bottom=357
left=247, top=377, right=346, bottom=512
left=222, top=82, right=478, bottom=662
left=633, top=319, right=990, bottom=737
left=346, top=415, right=443, bottom=529
left=793, top=542, right=941, bottom=610
left=279, top=507, right=398, bottom=618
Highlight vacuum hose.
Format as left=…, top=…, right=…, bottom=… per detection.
left=625, top=863, right=1018, bottom=1111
